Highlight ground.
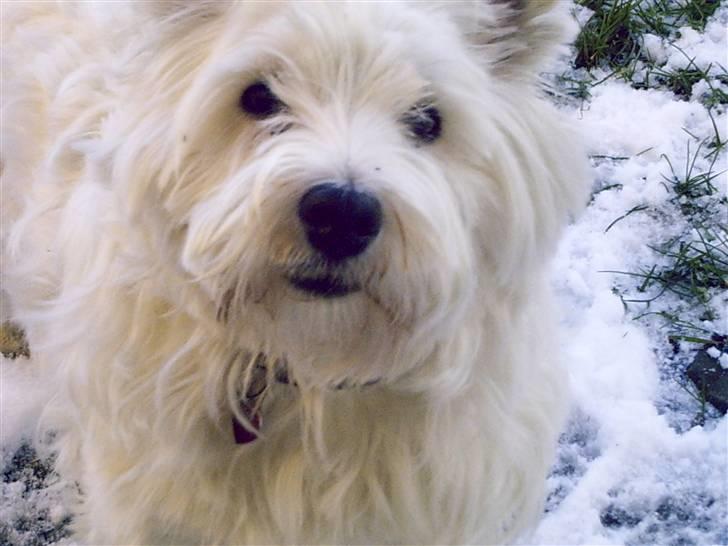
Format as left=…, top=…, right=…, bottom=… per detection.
left=1, top=1, right=726, bottom=544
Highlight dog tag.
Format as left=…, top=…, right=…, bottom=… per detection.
left=232, top=409, right=261, bottom=444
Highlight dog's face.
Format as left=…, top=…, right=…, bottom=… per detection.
left=109, top=1, right=586, bottom=387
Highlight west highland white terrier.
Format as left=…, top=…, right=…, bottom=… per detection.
left=1, top=1, right=588, bottom=544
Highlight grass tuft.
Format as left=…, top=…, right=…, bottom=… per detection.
left=661, top=138, right=723, bottom=201
left=644, top=228, right=728, bottom=303
left=575, top=0, right=642, bottom=71
left=567, top=0, right=728, bottom=104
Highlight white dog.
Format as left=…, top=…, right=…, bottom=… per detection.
left=1, top=1, right=588, bottom=544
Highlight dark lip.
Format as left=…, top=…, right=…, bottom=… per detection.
left=287, top=274, right=360, bottom=298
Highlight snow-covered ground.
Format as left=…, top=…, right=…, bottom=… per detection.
left=535, top=5, right=727, bottom=544
left=1, top=4, right=726, bottom=545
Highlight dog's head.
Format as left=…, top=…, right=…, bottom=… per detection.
left=108, top=0, right=587, bottom=389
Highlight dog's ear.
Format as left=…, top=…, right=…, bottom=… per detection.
left=444, top=0, right=576, bottom=78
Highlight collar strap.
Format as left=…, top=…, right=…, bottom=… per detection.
left=232, top=359, right=381, bottom=445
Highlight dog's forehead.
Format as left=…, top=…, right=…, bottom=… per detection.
left=224, top=1, right=463, bottom=93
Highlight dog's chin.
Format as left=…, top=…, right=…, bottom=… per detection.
left=287, top=273, right=360, bottom=298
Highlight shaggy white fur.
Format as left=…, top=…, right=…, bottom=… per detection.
left=1, top=1, right=588, bottom=544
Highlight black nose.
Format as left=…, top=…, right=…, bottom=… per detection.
left=298, top=182, right=383, bottom=261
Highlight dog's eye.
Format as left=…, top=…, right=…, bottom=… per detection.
left=401, top=103, right=442, bottom=143
left=240, top=81, right=285, bottom=118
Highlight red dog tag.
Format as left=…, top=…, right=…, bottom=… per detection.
left=232, top=409, right=261, bottom=444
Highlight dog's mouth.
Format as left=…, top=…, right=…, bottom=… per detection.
left=281, top=257, right=362, bottom=298
left=287, top=273, right=360, bottom=298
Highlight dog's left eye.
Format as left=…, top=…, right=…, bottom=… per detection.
left=401, top=103, right=442, bottom=144
left=239, top=81, right=285, bottom=118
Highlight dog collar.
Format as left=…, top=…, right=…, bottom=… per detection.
left=232, top=362, right=275, bottom=445
left=231, top=360, right=381, bottom=445
left=232, top=406, right=261, bottom=444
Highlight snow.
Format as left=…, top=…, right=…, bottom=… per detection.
left=577, top=84, right=709, bottom=160
left=1, top=358, right=74, bottom=546
left=533, top=6, right=728, bottom=544
left=538, top=240, right=727, bottom=543
left=705, top=346, right=728, bottom=372
left=664, top=20, right=727, bottom=74
left=1, top=4, right=727, bottom=545
left=0, top=357, right=49, bottom=449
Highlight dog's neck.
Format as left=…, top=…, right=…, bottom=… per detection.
left=233, top=356, right=381, bottom=444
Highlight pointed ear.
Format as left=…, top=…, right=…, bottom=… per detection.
left=447, top=0, right=577, bottom=78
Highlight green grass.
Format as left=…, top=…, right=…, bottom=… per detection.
left=614, top=227, right=728, bottom=305
left=567, top=0, right=727, bottom=105
left=661, top=137, right=723, bottom=201
left=635, top=0, right=722, bottom=35
left=575, top=0, right=642, bottom=72
left=605, top=134, right=726, bottom=342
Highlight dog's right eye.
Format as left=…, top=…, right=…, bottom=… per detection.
left=401, top=102, right=442, bottom=144
left=239, top=81, right=285, bottom=118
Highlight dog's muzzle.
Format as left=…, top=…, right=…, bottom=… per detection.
left=289, top=182, right=382, bottom=297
